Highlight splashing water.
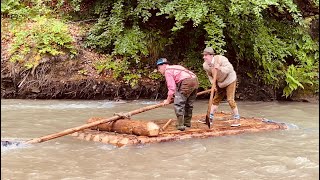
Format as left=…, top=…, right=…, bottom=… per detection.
left=262, top=118, right=299, bottom=130
left=1, top=140, right=29, bottom=153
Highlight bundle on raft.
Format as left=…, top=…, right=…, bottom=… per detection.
left=71, top=112, right=288, bottom=147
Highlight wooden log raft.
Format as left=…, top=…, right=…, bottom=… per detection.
left=87, top=117, right=160, bottom=137
left=2, top=90, right=211, bottom=146
left=71, top=112, right=288, bottom=147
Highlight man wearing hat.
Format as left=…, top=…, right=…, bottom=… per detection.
left=200, top=47, right=241, bottom=127
left=156, top=58, right=199, bottom=131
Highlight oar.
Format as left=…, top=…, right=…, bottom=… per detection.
left=3, top=89, right=211, bottom=146
left=205, top=68, right=217, bottom=129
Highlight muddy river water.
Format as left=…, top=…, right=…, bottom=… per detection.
left=1, top=99, right=319, bottom=180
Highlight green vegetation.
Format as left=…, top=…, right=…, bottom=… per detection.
left=2, top=0, right=76, bottom=70
left=1, top=0, right=319, bottom=97
left=9, top=16, right=76, bottom=70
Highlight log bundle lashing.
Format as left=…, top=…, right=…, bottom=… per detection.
left=71, top=112, right=288, bottom=147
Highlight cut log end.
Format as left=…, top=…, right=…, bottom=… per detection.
left=147, top=122, right=160, bottom=137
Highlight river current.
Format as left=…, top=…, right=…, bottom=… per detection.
left=1, top=99, right=319, bottom=180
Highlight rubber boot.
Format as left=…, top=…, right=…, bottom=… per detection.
left=184, top=109, right=192, bottom=127
left=176, top=115, right=185, bottom=131
left=184, top=118, right=191, bottom=127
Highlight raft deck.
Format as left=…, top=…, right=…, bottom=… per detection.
left=71, top=112, right=287, bottom=147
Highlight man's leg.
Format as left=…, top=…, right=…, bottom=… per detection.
left=184, top=89, right=197, bottom=127
left=210, top=87, right=225, bottom=122
left=174, top=91, right=187, bottom=131
left=198, top=87, right=224, bottom=124
left=225, top=81, right=241, bottom=126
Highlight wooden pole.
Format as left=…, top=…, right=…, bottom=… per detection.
left=160, top=119, right=173, bottom=132
left=205, top=69, right=217, bottom=129
left=25, top=89, right=211, bottom=144
left=196, top=89, right=210, bottom=96
left=25, top=103, right=166, bottom=144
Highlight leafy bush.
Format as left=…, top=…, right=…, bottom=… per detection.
left=1, top=0, right=52, bottom=20
left=94, top=57, right=137, bottom=86
left=250, top=18, right=319, bottom=97
left=4, top=0, right=318, bottom=98
left=84, top=0, right=318, bottom=97
left=94, top=57, right=163, bottom=87
left=113, top=25, right=149, bottom=64
left=1, top=0, right=32, bottom=19
left=9, top=16, right=76, bottom=69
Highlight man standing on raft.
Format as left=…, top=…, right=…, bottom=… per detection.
left=156, top=58, right=199, bottom=131
left=199, top=47, right=241, bottom=127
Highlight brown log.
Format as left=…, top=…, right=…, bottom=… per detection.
left=87, top=118, right=160, bottom=137
left=24, top=90, right=211, bottom=144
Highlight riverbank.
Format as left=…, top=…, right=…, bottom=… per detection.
left=1, top=48, right=318, bottom=103
left=1, top=19, right=318, bottom=103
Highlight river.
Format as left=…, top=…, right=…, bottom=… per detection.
left=1, top=99, right=319, bottom=180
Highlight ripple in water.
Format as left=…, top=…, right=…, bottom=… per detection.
left=136, top=101, right=159, bottom=105
left=294, top=157, right=318, bottom=168
left=285, top=123, right=299, bottom=130
left=99, top=144, right=117, bottom=150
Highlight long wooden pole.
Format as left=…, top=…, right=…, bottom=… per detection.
left=205, top=69, right=217, bottom=129
left=25, top=89, right=211, bottom=144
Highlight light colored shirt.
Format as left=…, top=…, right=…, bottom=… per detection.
left=164, top=65, right=196, bottom=97
left=203, top=55, right=236, bottom=88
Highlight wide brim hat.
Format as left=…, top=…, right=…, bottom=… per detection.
left=201, top=47, right=214, bottom=55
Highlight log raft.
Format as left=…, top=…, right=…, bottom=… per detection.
left=71, top=112, right=288, bottom=147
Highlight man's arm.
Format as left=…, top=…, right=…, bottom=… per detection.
left=163, top=72, right=176, bottom=104
left=206, top=71, right=214, bottom=84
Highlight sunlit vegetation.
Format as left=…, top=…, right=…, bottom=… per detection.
left=1, top=0, right=318, bottom=97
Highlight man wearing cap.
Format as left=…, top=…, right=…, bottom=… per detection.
left=200, top=47, right=241, bottom=127
left=156, top=58, right=199, bottom=131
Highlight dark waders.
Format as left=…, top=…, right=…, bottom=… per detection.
left=174, top=78, right=199, bottom=131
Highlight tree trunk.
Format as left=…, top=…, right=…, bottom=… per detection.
left=87, top=117, right=160, bottom=137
